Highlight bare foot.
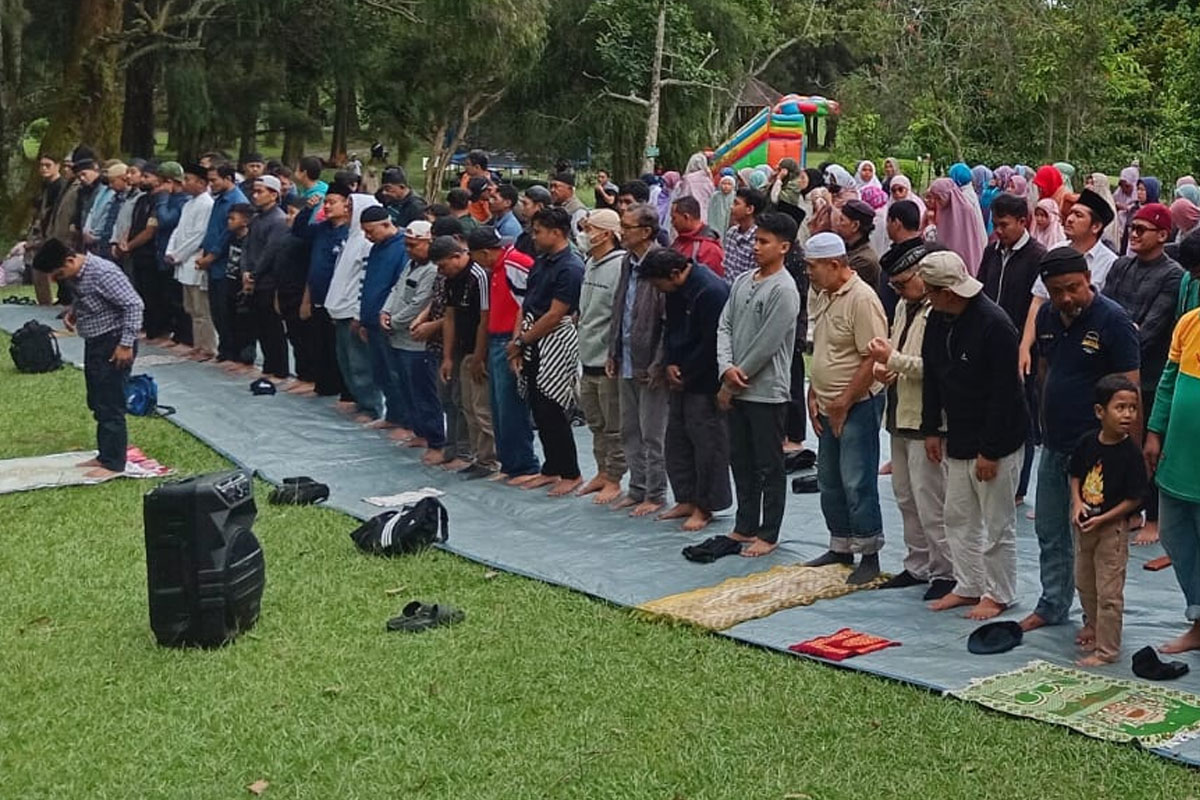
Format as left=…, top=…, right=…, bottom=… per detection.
left=1076, top=654, right=1115, bottom=667
left=549, top=477, right=582, bottom=497
left=334, top=400, right=358, bottom=413
left=508, top=474, right=541, bottom=487
left=521, top=475, right=557, bottom=491
left=879, top=460, right=893, bottom=476
left=682, top=509, right=712, bottom=532
left=594, top=482, right=622, bottom=504
left=1161, top=623, right=1200, bottom=654
left=783, top=439, right=804, bottom=453
left=83, top=466, right=123, bottom=480
left=577, top=475, right=607, bottom=497
left=631, top=501, right=663, bottom=518
left=1134, top=521, right=1160, bottom=546
left=388, top=428, right=413, bottom=442
left=353, top=414, right=375, bottom=425
left=741, top=538, right=778, bottom=557
left=405, top=437, right=429, bottom=449
left=1025, top=508, right=1036, bottom=520
left=420, top=449, right=444, bottom=465
left=1015, top=495, right=1025, bottom=507
left=1019, top=613, right=1049, bottom=632
left=965, top=597, right=1007, bottom=620
left=76, top=457, right=103, bottom=468
left=658, top=503, right=695, bottom=521
left=440, top=458, right=470, bottom=471
left=1075, top=625, right=1096, bottom=649
left=1127, top=513, right=1146, bottom=531
left=366, top=419, right=398, bottom=430
left=611, top=496, right=638, bottom=511
left=928, top=592, right=980, bottom=612
left=488, top=472, right=509, bottom=482
left=286, top=381, right=316, bottom=394
left=727, top=531, right=756, bottom=543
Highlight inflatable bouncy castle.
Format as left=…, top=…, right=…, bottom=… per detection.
left=711, top=94, right=840, bottom=173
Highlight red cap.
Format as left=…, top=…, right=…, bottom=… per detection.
left=1133, top=203, right=1172, bottom=232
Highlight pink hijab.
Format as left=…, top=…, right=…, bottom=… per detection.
left=1170, top=198, right=1200, bottom=236
left=928, top=177, right=987, bottom=275
left=1032, top=198, right=1065, bottom=248
left=677, top=152, right=715, bottom=223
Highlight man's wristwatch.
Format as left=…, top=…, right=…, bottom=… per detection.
left=513, top=336, right=525, bottom=348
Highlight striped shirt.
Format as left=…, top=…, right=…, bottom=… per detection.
left=442, top=262, right=491, bottom=357
left=73, top=254, right=144, bottom=346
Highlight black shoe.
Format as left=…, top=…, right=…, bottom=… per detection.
left=923, top=579, right=957, bottom=601
left=847, top=553, right=881, bottom=585
left=458, top=463, right=495, bottom=480
left=879, top=570, right=926, bottom=589
left=805, top=550, right=854, bottom=568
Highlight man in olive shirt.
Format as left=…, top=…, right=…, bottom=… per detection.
left=804, top=232, right=890, bottom=584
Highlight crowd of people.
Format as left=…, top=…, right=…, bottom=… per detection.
left=17, top=144, right=1200, bottom=665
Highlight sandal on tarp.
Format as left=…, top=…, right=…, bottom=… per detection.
left=268, top=476, right=329, bottom=505
left=386, top=601, right=465, bottom=633
left=682, top=535, right=743, bottom=564
left=2, top=296, right=36, bottom=306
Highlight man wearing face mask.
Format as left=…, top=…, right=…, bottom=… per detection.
left=576, top=209, right=628, bottom=504
left=1019, top=246, right=1140, bottom=634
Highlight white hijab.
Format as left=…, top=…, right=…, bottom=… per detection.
left=324, top=193, right=382, bottom=321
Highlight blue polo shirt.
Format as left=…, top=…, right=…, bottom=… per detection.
left=524, top=245, right=584, bottom=318
left=1036, top=290, right=1139, bottom=452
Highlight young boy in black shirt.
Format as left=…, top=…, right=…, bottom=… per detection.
left=1069, top=374, right=1148, bottom=666
left=223, top=204, right=256, bottom=370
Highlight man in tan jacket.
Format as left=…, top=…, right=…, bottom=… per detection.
left=868, top=244, right=955, bottom=600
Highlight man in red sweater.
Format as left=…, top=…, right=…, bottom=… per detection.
left=670, top=196, right=724, bottom=278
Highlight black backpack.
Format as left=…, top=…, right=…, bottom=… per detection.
left=349, top=498, right=449, bottom=557
left=9, top=320, right=62, bottom=373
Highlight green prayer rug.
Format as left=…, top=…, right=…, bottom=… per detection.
left=953, top=659, right=1200, bottom=748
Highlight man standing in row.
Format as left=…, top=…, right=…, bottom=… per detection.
left=197, top=163, right=248, bottom=362
left=165, top=164, right=216, bottom=359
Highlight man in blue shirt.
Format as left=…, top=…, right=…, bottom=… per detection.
left=358, top=206, right=411, bottom=435
left=1020, top=246, right=1141, bottom=633
left=292, top=182, right=352, bottom=397
left=489, top=184, right=523, bottom=242
left=197, top=162, right=248, bottom=361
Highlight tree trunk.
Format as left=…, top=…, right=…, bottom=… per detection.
left=423, top=120, right=449, bottom=198
left=0, top=0, right=26, bottom=234
left=238, top=110, right=258, bottom=163
left=330, top=77, right=353, bottom=166
left=1045, top=109, right=1054, bottom=162
left=120, top=51, right=158, bottom=158
left=639, top=2, right=667, bottom=175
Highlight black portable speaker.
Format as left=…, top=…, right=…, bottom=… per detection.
left=143, top=470, right=266, bottom=648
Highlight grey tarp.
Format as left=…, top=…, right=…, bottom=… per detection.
left=3, top=302, right=1198, bottom=766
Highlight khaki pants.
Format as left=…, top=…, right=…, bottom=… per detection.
left=459, top=355, right=496, bottom=470
left=1075, top=519, right=1128, bottom=661
left=891, top=435, right=953, bottom=582
left=578, top=372, right=625, bottom=482
left=943, top=450, right=1021, bottom=605
left=183, top=284, right=216, bottom=355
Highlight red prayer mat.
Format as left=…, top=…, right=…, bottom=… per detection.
left=788, top=628, right=901, bottom=661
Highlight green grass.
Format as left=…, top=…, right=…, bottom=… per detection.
left=1, top=289, right=1199, bottom=798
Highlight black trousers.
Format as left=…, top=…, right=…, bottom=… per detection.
left=1143, top=389, right=1159, bottom=522
left=281, top=296, right=313, bottom=382
left=84, top=331, right=131, bottom=472
left=526, top=347, right=580, bottom=480
left=252, top=289, right=289, bottom=378
left=133, top=259, right=172, bottom=339
left=729, top=399, right=788, bottom=543
left=665, top=391, right=732, bottom=513
left=209, top=277, right=239, bottom=361
left=309, top=307, right=345, bottom=396
left=786, top=345, right=807, bottom=443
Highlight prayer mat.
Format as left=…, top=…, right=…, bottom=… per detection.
left=952, top=659, right=1200, bottom=748
left=0, top=446, right=173, bottom=495
left=789, top=628, right=901, bottom=661
left=134, top=353, right=190, bottom=367
left=636, top=564, right=888, bottom=630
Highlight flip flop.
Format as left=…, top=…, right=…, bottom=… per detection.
left=386, top=601, right=465, bottom=633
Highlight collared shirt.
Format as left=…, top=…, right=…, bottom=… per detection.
left=808, top=272, right=888, bottom=413
left=1102, top=252, right=1184, bottom=390
left=489, top=245, right=533, bottom=335
left=999, top=230, right=1031, bottom=268
left=493, top=210, right=522, bottom=242
left=1036, top=291, right=1140, bottom=451
left=620, top=251, right=641, bottom=379
left=1032, top=238, right=1117, bottom=298
left=72, top=254, right=145, bottom=346
left=722, top=223, right=757, bottom=285
left=524, top=244, right=584, bottom=318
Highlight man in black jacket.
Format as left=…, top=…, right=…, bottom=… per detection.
left=243, top=175, right=291, bottom=378
left=920, top=250, right=1029, bottom=621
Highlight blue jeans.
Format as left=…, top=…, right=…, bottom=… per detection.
left=817, top=393, right=885, bottom=554
left=1033, top=447, right=1074, bottom=624
left=365, top=326, right=407, bottom=426
left=84, top=332, right=131, bottom=472
left=488, top=335, right=539, bottom=476
left=1160, top=490, right=1200, bottom=622
left=390, top=347, right=445, bottom=448
left=334, top=319, right=382, bottom=419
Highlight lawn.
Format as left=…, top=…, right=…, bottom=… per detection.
left=1, top=292, right=1199, bottom=798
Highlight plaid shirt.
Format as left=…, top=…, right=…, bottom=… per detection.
left=722, top=223, right=757, bottom=284
left=73, top=254, right=144, bottom=346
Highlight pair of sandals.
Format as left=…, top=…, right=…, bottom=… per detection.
left=1, top=295, right=36, bottom=306
left=268, top=476, right=330, bottom=505
left=386, top=601, right=465, bottom=633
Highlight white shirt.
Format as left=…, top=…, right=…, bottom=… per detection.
left=325, top=194, right=382, bottom=320
left=1031, top=238, right=1117, bottom=299
left=166, top=192, right=214, bottom=288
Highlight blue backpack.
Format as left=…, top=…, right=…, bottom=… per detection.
left=125, top=374, right=175, bottom=417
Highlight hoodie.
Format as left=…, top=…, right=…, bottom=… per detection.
left=324, top=193, right=382, bottom=321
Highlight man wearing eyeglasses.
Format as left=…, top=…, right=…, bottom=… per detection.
left=1102, top=203, right=1184, bottom=545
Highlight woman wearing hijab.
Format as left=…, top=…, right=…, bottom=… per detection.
left=1170, top=198, right=1200, bottom=244
left=1112, top=165, right=1139, bottom=230
left=708, top=174, right=736, bottom=237
left=973, top=165, right=998, bottom=233
left=881, top=157, right=901, bottom=193
left=824, top=163, right=855, bottom=193
left=993, top=166, right=1015, bottom=192
left=1121, top=176, right=1161, bottom=253
left=657, top=170, right=681, bottom=236
left=1007, top=174, right=1033, bottom=214
left=806, top=187, right=834, bottom=235
left=678, top=152, right=715, bottom=222
left=1032, top=164, right=1068, bottom=213
left=796, top=167, right=824, bottom=241
left=1031, top=198, right=1066, bottom=248
left=1087, top=172, right=1122, bottom=248
left=886, top=174, right=926, bottom=220
left=768, top=157, right=802, bottom=207
left=748, top=167, right=770, bottom=191
left=948, top=162, right=982, bottom=219
left=860, top=185, right=890, bottom=256
left=1052, top=162, right=1076, bottom=192
left=925, top=177, right=987, bottom=275
left=854, top=160, right=881, bottom=190
left=1176, top=183, right=1200, bottom=206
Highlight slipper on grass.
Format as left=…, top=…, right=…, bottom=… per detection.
left=386, top=601, right=465, bottom=633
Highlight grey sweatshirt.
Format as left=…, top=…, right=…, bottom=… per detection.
left=716, top=268, right=800, bottom=403
left=577, top=248, right=626, bottom=368
left=382, top=258, right=437, bottom=351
